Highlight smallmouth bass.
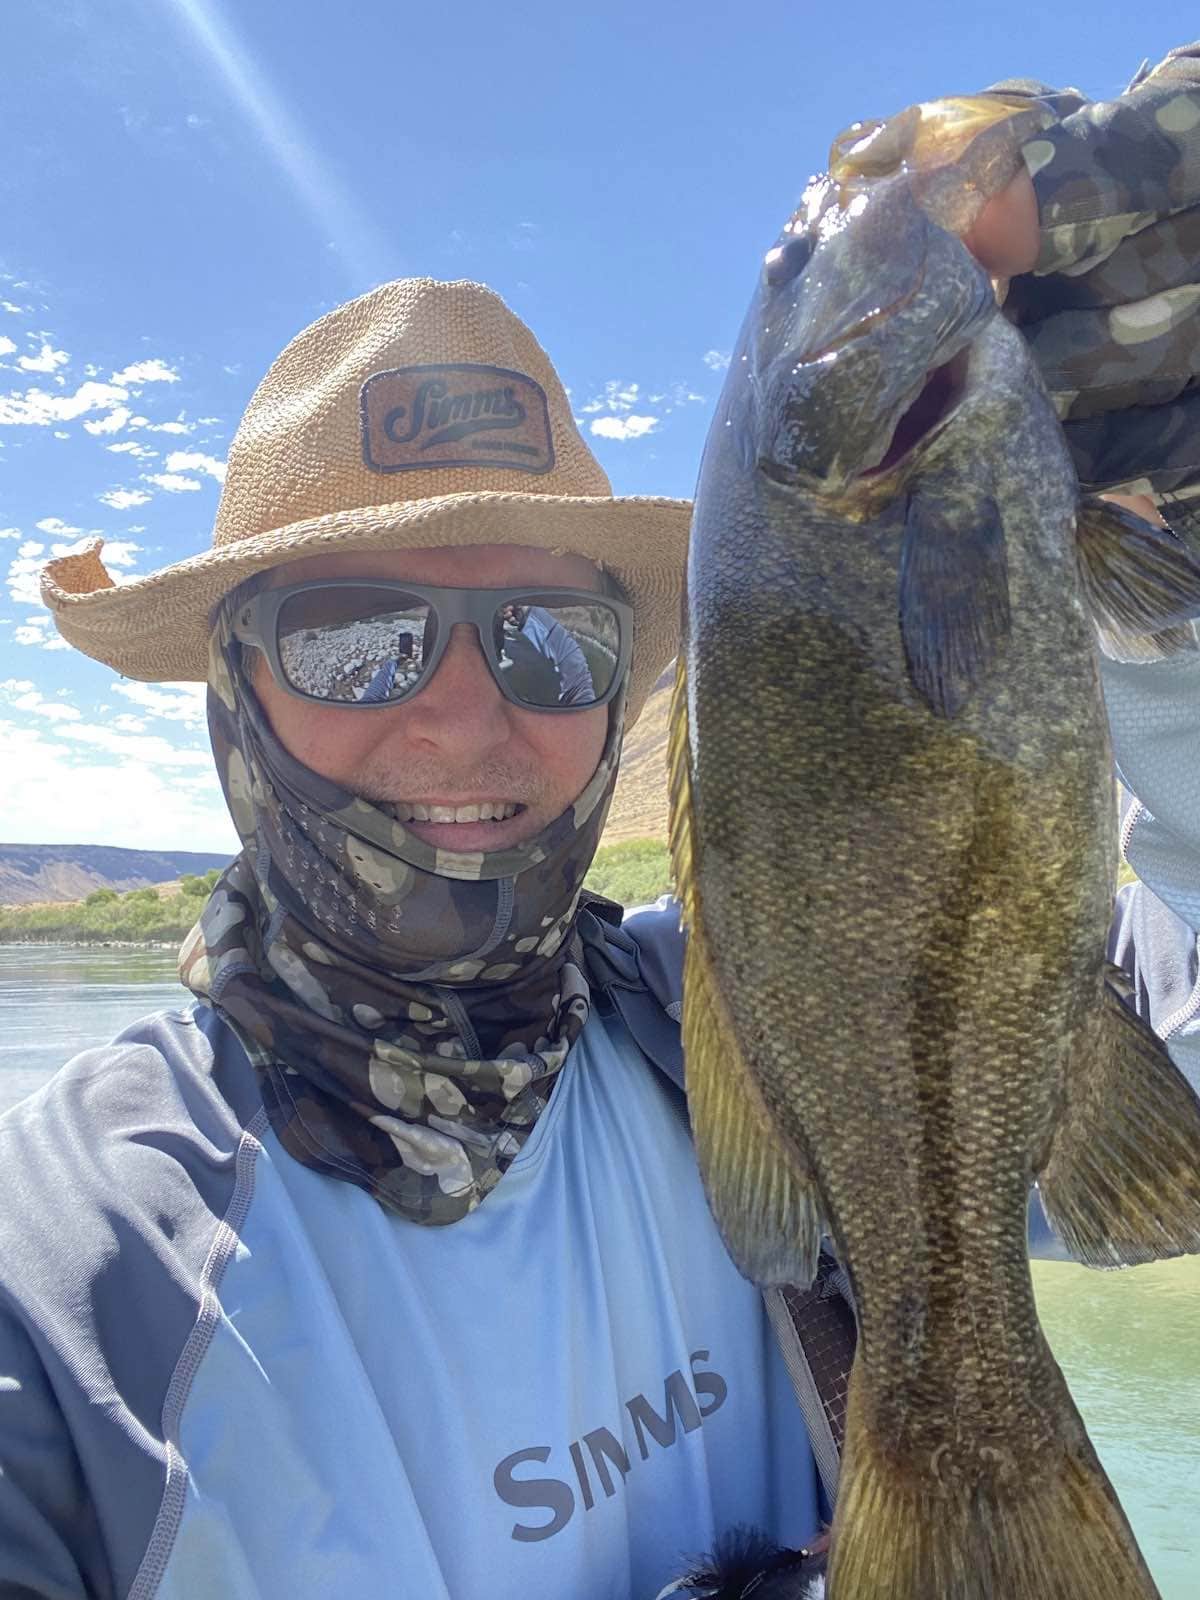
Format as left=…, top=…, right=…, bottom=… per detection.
left=670, top=98, right=1200, bottom=1600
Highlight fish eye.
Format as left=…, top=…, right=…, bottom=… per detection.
left=763, top=232, right=813, bottom=288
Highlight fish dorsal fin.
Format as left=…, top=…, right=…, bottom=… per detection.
left=899, top=485, right=1010, bottom=717
left=667, top=658, right=823, bottom=1287
left=1076, top=496, right=1200, bottom=660
left=1037, top=964, right=1200, bottom=1266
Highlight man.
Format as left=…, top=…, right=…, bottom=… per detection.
left=4, top=274, right=824, bottom=1600
left=3, top=46, right=1199, bottom=1600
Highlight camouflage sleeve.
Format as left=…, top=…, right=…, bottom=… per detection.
left=991, top=44, right=1200, bottom=521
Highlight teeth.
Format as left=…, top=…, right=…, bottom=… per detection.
left=395, top=801, right=519, bottom=824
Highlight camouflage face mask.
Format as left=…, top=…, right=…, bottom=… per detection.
left=180, top=600, right=623, bottom=1224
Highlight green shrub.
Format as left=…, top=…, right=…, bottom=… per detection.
left=585, top=838, right=673, bottom=908
left=85, top=888, right=118, bottom=907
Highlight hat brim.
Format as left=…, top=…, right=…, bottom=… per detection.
left=42, top=490, right=692, bottom=726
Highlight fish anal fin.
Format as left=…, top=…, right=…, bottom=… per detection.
left=667, top=658, right=822, bottom=1288
left=899, top=486, right=1010, bottom=718
left=1038, top=965, right=1200, bottom=1268
left=828, top=1366, right=1160, bottom=1599
left=1077, top=496, right=1200, bottom=660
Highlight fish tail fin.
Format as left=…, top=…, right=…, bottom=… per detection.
left=828, top=1372, right=1160, bottom=1600
left=667, top=658, right=822, bottom=1287
left=1038, top=967, right=1200, bottom=1266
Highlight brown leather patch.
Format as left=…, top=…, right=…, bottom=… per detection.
left=360, top=363, right=555, bottom=475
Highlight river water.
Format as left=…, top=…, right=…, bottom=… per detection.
left=0, top=942, right=1197, bottom=1594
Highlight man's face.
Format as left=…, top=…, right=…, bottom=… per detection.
left=251, top=543, right=610, bottom=853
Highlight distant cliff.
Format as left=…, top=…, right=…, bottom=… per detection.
left=0, top=844, right=232, bottom=906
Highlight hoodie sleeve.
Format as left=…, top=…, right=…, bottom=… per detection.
left=995, top=42, right=1200, bottom=517
left=1100, top=651, right=1200, bottom=1095
left=0, top=1302, right=99, bottom=1599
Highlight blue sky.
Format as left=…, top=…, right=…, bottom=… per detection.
left=0, top=0, right=1189, bottom=851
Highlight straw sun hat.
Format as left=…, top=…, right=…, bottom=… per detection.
left=41, top=278, right=692, bottom=726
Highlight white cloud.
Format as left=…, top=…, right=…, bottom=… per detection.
left=18, top=343, right=69, bottom=374
left=113, top=681, right=207, bottom=731
left=145, top=471, right=201, bottom=492
left=128, top=415, right=194, bottom=435
left=589, top=415, right=660, bottom=442
left=111, top=713, right=148, bottom=733
left=83, top=405, right=132, bottom=436
left=580, top=380, right=643, bottom=416
left=12, top=613, right=56, bottom=647
left=106, top=441, right=157, bottom=458
left=99, top=540, right=142, bottom=569
left=7, top=534, right=94, bottom=607
left=0, top=379, right=129, bottom=428
left=0, top=679, right=82, bottom=722
left=35, top=517, right=81, bottom=536
left=0, top=336, right=15, bottom=357
left=11, top=614, right=68, bottom=651
left=0, top=718, right=235, bottom=852
left=98, top=487, right=152, bottom=510
left=8, top=540, right=46, bottom=611
left=164, top=449, right=226, bottom=483
left=703, top=350, right=731, bottom=371
left=0, top=526, right=19, bottom=539
left=55, top=722, right=211, bottom=767
left=110, top=358, right=179, bottom=387
left=648, top=383, right=708, bottom=408
left=1, top=302, right=25, bottom=315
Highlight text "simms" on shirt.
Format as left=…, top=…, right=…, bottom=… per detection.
left=492, top=1349, right=728, bottom=1542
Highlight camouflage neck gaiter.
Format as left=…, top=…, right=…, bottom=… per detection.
left=180, top=606, right=623, bottom=1224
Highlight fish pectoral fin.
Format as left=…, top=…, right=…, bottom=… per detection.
left=1076, top=496, right=1200, bottom=660
left=668, top=659, right=823, bottom=1288
left=1038, top=964, right=1200, bottom=1267
left=899, top=483, right=1010, bottom=717
left=681, top=914, right=824, bottom=1287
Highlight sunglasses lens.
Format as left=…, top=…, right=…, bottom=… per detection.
left=276, top=586, right=436, bottom=704
left=494, top=598, right=622, bottom=708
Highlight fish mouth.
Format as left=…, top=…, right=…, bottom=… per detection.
left=861, top=345, right=971, bottom=479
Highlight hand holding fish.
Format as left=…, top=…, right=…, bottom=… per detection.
left=987, top=44, right=1200, bottom=529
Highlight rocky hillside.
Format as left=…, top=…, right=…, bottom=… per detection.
left=604, top=665, right=672, bottom=845
left=0, top=845, right=231, bottom=907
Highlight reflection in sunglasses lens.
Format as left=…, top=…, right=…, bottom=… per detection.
left=496, top=600, right=620, bottom=707
left=278, top=588, right=433, bottom=703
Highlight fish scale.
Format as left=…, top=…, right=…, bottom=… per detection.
left=670, top=96, right=1200, bottom=1600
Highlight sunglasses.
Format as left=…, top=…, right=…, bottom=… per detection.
left=229, top=580, right=632, bottom=712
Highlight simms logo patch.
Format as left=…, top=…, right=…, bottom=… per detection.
left=361, top=363, right=555, bottom=475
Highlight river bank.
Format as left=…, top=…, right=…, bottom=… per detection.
left=0, top=839, right=675, bottom=946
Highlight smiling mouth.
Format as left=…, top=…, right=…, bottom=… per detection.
left=392, top=801, right=525, bottom=824
left=862, top=346, right=970, bottom=478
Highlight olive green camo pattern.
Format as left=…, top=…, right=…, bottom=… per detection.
left=997, top=43, right=1200, bottom=532
left=179, top=602, right=622, bottom=1224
